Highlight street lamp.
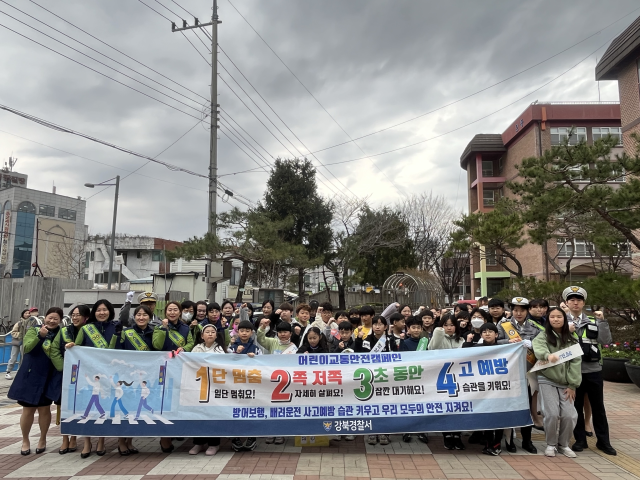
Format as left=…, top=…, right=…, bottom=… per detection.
left=85, top=175, right=120, bottom=289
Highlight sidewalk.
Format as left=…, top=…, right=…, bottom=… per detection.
left=0, top=380, right=639, bottom=480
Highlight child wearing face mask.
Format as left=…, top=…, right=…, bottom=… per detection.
left=464, top=308, right=491, bottom=346
left=429, top=314, right=465, bottom=451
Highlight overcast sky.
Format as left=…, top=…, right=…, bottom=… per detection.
left=0, top=0, right=637, bottom=241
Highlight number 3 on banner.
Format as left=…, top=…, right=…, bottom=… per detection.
left=271, top=370, right=292, bottom=402
left=436, top=362, right=459, bottom=397
left=196, top=366, right=210, bottom=403
left=353, top=368, right=374, bottom=401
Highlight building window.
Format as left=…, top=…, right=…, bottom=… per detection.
left=94, top=273, right=104, bottom=283
left=58, top=208, right=76, bottom=221
left=12, top=205, right=36, bottom=278
left=137, top=251, right=142, bottom=258
left=230, top=267, right=241, bottom=286
left=39, top=205, right=55, bottom=217
left=482, top=160, right=494, bottom=177
left=152, top=250, right=164, bottom=261
left=85, top=252, right=90, bottom=268
left=90, top=251, right=95, bottom=261
left=557, top=238, right=593, bottom=257
left=550, top=127, right=587, bottom=145
left=485, top=247, right=497, bottom=266
left=483, top=190, right=495, bottom=206
left=593, top=127, right=622, bottom=146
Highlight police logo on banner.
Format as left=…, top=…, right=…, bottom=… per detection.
left=323, top=421, right=333, bottom=432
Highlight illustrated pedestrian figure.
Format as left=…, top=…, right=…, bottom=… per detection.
left=135, top=381, right=154, bottom=420
left=82, top=375, right=105, bottom=419
left=109, top=377, right=132, bottom=418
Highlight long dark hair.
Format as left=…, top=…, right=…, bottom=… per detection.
left=70, top=304, right=91, bottom=319
left=117, top=380, right=133, bottom=387
left=133, top=304, right=154, bottom=321
left=194, top=324, right=227, bottom=351
left=301, top=326, right=328, bottom=351
left=545, top=307, right=576, bottom=347
left=438, top=313, right=461, bottom=341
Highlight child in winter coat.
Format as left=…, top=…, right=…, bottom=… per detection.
left=328, top=321, right=355, bottom=353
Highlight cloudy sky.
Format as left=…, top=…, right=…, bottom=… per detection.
left=0, top=0, right=637, bottom=241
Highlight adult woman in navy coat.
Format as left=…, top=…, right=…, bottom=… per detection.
left=8, top=307, right=63, bottom=455
left=66, top=299, right=121, bottom=458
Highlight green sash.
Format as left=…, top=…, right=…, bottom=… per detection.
left=416, top=337, right=429, bottom=351
left=84, top=324, right=108, bottom=349
left=124, top=329, right=149, bottom=351
left=61, top=326, right=74, bottom=344
left=167, top=328, right=186, bottom=348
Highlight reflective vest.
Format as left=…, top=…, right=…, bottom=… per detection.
left=123, top=328, right=150, bottom=351
left=83, top=323, right=109, bottom=349
left=577, top=317, right=601, bottom=363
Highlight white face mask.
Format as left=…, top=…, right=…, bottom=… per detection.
left=471, top=319, right=485, bottom=329
left=182, top=312, right=193, bottom=321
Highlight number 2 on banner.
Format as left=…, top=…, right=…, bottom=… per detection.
left=436, top=362, right=459, bottom=397
left=196, top=366, right=210, bottom=403
left=353, top=368, right=374, bottom=401
left=271, top=370, right=292, bottom=402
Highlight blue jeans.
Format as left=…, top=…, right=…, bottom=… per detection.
left=136, top=397, right=153, bottom=418
left=83, top=394, right=105, bottom=417
left=110, top=397, right=128, bottom=417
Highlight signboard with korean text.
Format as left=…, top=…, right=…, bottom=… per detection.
left=60, top=344, right=531, bottom=437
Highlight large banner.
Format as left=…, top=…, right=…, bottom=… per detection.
left=61, top=344, right=532, bottom=437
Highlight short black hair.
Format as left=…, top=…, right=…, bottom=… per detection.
left=134, top=304, right=154, bottom=318
left=456, top=303, right=469, bottom=312
left=319, top=302, right=333, bottom=312
left=207, top=302, right=221, bottom=312
left=90, top=299, right=115, bottom=323
left=469, top=307, right=491, bottom=322
left=221, top=300, right=234, bottom=311
left=181, top=300, right=196, bottom=311
left=479, top=323, right=498, bottom=334
left=338, top=321, right=353, bottom=331
left=419, top=309, right=434, bottom=319
left=309, top=300, right=319, bottom=309
left=530, top=298, right=549, bottom=308
left=371, top=315, right=388, bottom=326
left=70, top=304, right=91, bottom=318
left=359, top=305, right=375, bottom=316
left=334, top=310, right=348, bottom=320
left=406, top=316, right=422, bottom=328
left=238, top=320, right=254, bottom=331
left=488, top=298, right=505, bottom=308
left=389, top=313, right=404, bottom=324
left=455, top=311, right=470, bottom=320
left=348, top=308, right=360, bottom=317
left=276, top=322, right=292, bottom=332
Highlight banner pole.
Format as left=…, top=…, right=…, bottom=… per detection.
left=160, top=361, right=167, bottom=415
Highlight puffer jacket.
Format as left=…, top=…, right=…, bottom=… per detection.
left=428, top=327, right=464, bottom=350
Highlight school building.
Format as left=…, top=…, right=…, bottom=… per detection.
left=459, top=102, right=632, bottom=298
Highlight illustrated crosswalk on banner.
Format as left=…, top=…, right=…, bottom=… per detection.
left=60, top=344, right=532, bottom=437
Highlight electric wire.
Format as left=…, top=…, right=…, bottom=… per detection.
left=152, top=0, right=185, bottom=20
left=0, top=1, right=207, bottom=109
left=27, top=0, right=208, bottom=102
left=218, top=116, right=272, bottom=167
left=219, top=106, right=275, bottom=161
left=0, top=21, right=211, bottom=126
left=218, top=122, right=270, bottom=173
left=179, top=29, right=211, bottom=65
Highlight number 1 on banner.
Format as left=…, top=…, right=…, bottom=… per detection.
left=436, top=362, right=459, bottom=397
left=196, top=366, right=210, bottom=403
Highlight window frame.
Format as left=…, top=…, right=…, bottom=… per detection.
left=481, top=160, right=494, bottom=178
left=592, top=127, right=623, bottom=146
left=38, top=204, right=55, bottom=217
left=550, top=127, right=587, bottom=146
left=482, top=189, right=495, bottom=207
left=58, top=208, right=77, bottom=221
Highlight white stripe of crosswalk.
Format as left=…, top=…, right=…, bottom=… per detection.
left=62, top=414, right=81, bottom=423
left=139, top=415, right=155, bottom=425
left=152, top=414, right=174, bottom=425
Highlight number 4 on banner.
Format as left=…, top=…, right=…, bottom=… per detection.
left=436, top=362, right=459, bottom=397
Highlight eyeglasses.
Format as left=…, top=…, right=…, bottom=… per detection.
left=71, top=314, right=84, bottom=318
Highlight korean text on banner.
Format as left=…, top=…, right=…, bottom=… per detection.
left=60, top=344, right=532, bottom=437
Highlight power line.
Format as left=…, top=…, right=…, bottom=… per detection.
left=0, top=9, right=207, bottom=116
left=137, top=0, right=172, bottom=22
left=179, top=30, right=211, bottom=66
left=319, top=33, right=621, bottom=168
left=219, top=122, right=270, bottom=173
left=303, top=4, right=640, bottom=156
left=0, top=1, right=207, bottom=109
left=152, top=0, right=185, bottom=20
left=226, top=0, right=404, bottom=197
left=168, top=0, right=194, bottom=18
left=219, top=106, right=275, bottom=161
left=0, top=21, right=210, bottom=126
left=27, top=0, right=208, bottom=102
left=219, top=116, right=271, bottom=166
left=0, top=103, right=210, bottom=179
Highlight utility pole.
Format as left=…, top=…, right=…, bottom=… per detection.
left=172, top=1, right=219, bottom=301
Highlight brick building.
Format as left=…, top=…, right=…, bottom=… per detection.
left=460, top=102, right=630, bottom=297
left=596, top=16, right=640, bottom=275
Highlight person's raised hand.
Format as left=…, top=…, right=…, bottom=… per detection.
left=126, top=291, right=135, bottom=303
left=275, top=309, right=282, bottom=315
left=236, top=345, right=245, bottom=353
left=467, top=333, right=474, bottom=342
left=260, top=318, right=270, bottom=329
left=39, top=325, right=48, bottom=338
left=162, top=318, right=169, bottom=328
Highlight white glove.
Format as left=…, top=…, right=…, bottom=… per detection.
left=126, top=291, right=135, bottom=303
left=522, top=339, right=532, bottom=349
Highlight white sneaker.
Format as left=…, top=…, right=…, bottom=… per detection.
left=205, top=445, right=219, bottom=456
left=545, top=445, right=556, bottom=457
left=189, top=444, right=204, bottom=455
left=265, top=437, right=275, bottom=444
left=558, top=446, right=577, bottom=458
left=344, top=435, right=355, bottom=441
left=332, top=435, right=342, bottom=441
left=4, top=373, right=11, bottom=379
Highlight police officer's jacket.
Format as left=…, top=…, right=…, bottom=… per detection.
left=496, top=318, right=543, bottom=345
left=571, top=313, right=612, bottom=374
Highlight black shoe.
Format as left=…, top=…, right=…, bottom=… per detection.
left=20, top=449, right=30, bottom=456
left=402, top=433, right=412, bottom=443
left=443, top=435, right=455, bottom=450
left=244, top=437, right=257, bottom=451
left=453, top=436, right=465, bottom=450
left=36, top=447, right=46, bottom=454
left=80, top=449, right=91, bottom=459
left=68, top=447, right=77, bottom=453
left=129, top=447, right=139, bottom=454
left=596, top=442, right=617, bottom=456
left=160, top=442, right=174, bottom=454
left=572, top=440, right=588, bottom=452
left=521, top=441, right=537, bottom=454
left=96, top=449, right=107, bottom=456
left=505, top=440, right=517, bottom=453
left=585, top=431, right=594, bottom=437
left=231, top=438, right=244, bottom=452
left=468, top=431, right=484, bottom=444
left=118, top=447, right=130, bottom=456
left=58, top=448, right=69, bottom=455
left=417, top=433, right=429, bottom=444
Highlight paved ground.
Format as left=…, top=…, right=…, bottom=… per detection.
left=1, top=378, right=640, bottom=480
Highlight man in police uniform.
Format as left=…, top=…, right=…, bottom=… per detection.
left=118, top=291, right=163, bottom=328
left=564, top=286, right=616, bottom=456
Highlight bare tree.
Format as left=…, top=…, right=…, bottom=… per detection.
left=47, top=235, right=89, bottom=279
left=399, top=193, right=469, bottom=303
